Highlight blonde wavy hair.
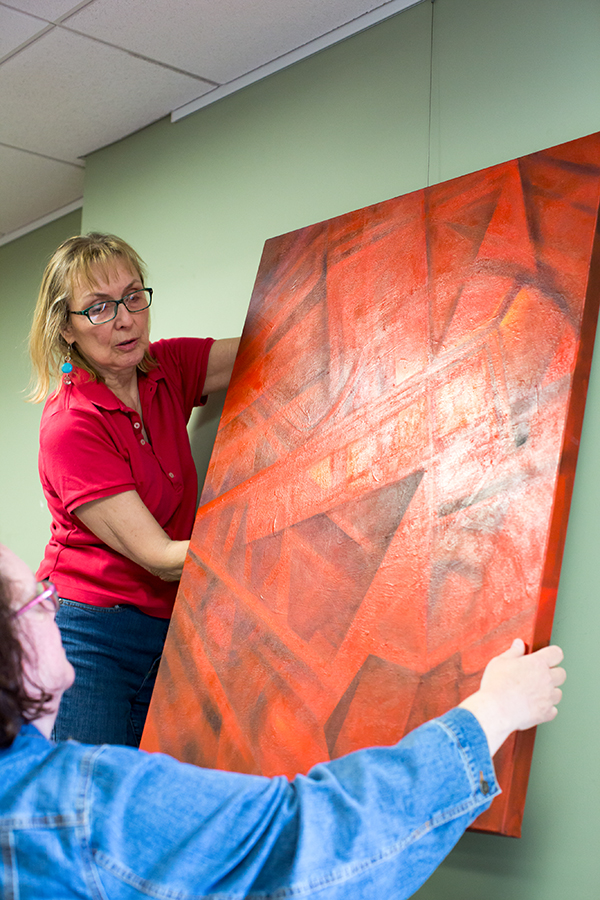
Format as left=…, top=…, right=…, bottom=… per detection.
left=28, top=232, right=156, bottom=403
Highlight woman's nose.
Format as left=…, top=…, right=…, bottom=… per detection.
left=114, top=300, right=135, bottom=325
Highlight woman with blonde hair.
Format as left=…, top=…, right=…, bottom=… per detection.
left=29, top=232, right=239, bottom=745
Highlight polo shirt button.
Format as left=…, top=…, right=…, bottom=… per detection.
left=134, top=422, right=140, bottom=429
left=168, top=472, right=174, bottom=478
left=140, top=439, right=146, bottom=446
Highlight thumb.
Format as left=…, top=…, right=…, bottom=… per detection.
left=498, top=637, right=526, bottom=659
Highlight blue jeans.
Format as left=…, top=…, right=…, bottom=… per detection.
left=54, top=599, right=170, bottom=746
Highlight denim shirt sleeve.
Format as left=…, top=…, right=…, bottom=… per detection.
left=84, top=707, right=499, bottom=900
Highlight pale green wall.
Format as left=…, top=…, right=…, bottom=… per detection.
left=2, top=0, right=600, bottom=894
left=0, top=210, right=81, bottom=569
left=429, top=0, right=600, bottom=182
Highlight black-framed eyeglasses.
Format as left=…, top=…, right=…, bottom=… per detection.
left=69, top=288, right=153, bottom=325
left=12, top=581, right=60, bottom=619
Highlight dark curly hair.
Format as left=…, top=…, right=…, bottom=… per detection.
left=0, top=573, right=52, bottom=748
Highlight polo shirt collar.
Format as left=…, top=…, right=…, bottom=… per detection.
left=70, top=364, right=165, bottom=411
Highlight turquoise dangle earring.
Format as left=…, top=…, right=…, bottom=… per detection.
left=61, top=345, right=73, bottom=385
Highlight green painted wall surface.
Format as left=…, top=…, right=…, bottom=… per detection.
left=2, top=0, right=600, bottom=894
left=429, top=0, right=600, bottom=183
left=0, top=210, right=81, bottom=570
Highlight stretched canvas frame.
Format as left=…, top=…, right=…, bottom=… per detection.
left=143, top=132, right=600, bottom=836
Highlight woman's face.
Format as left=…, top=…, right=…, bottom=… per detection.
left=61, top=258, right=150, bottom=384
left=0, top=546, right=74, bottom=709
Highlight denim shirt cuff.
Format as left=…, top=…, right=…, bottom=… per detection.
left=435, top=707, right=501, bottom=804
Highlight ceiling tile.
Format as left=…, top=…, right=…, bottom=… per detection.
left=0, top=5, right=49, bottom=59
left=0, top=145, right=84, bottom=236
left=0, top=0, right=410, bottom=240
left=0, top=27, right=213, bottom=161
left=64, top=0, right=385, bottom=83
left=2, top=1, right=92, bottom=21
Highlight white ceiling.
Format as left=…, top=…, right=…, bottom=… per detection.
left=0, top=0, right=419, bottom=245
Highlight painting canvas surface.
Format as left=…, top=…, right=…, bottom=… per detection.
left=143, top=132, right=600, bottom=836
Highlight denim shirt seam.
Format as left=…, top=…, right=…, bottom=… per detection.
left=0, top=813, right=83, bottom=830
left=79, top=745, right=112, bottom=900
left=94, top=850, right=220, bottom=900
left=0, top=829, right=17, bottom=900
left=436, top=716, right=500, bottom=800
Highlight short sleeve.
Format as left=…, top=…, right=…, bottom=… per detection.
left=149, top=338, right=214, bottom=418
left=40, top=408, right=136, bottom=513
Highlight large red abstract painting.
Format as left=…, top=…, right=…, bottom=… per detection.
left=142, top=132, right=600, bottom=836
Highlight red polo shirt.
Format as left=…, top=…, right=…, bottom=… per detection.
left=36, top=337, right=214, bottom=617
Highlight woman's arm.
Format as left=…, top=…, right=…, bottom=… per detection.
left=202, top=337, right=240, bottom=394
left=74, top=491, right=189, bottom=582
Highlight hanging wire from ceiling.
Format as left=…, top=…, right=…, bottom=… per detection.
left=426, top=0, right=436, bottom=187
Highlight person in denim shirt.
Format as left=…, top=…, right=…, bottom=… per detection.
left=0, top=544, right=565, bottom=900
